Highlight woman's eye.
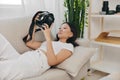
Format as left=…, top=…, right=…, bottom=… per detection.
left=63, top=28, right=67, bottom=29
left=59, top=28, right=61, bottom=29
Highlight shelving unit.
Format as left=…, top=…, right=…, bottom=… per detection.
left=91, top=13, right=120, bottom=18
left=91, top=40, right=120, bottom=48
left=89, top=0, right=120, bottom=75
left=91, top=61, right=120, bottom=73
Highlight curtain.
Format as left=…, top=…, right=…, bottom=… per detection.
left=23, top=0, right=45, bottom=17
left=23, top=0, right=65, bottom=37
left=0, top=0, right=65, bottom=36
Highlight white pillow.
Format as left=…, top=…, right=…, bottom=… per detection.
left=56, top=46, right=95, bottom=77
left=76, top=39, right=90, bottom=47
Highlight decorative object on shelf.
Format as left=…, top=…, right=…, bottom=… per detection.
left=116, top=5, right=120, bottom=13
left=64, top=0, right=89, bottom=38
left=107, top=10, right=116, bottom=15
left=95, top=32, right=120, bottom=44
left=102, top=1, right=109, bottom=14
left=101, top=1, right=116, bottom=15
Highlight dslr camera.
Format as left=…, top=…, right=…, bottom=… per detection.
left=23, top=11, right=55, bottom=43
left=35, top=11, right=54, bottom=28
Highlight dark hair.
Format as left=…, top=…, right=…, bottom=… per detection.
left=23, top=11, right=43, bottom=43
left=56, top=22, right=79, bottom=47
left=28, top=11, right=43, bottom=41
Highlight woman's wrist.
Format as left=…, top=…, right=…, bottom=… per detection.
left=44, top=33, right=52, bottom=41
left=46, top=37, right=52, bottom=42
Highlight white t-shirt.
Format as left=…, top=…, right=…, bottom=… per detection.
left=38, top=41, right=74, bottom=55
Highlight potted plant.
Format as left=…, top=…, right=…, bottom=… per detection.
left=64, top=0, right=89, bottom=38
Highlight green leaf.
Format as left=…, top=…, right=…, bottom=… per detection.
left=64, top=0, right=88, bottom=38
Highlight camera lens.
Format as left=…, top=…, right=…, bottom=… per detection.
left=35, top=11, right=54, bottom=27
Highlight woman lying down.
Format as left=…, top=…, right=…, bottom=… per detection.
left=0, top=22, right=78, bottom=80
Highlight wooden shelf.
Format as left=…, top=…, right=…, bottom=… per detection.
left=91, top=32, right=120, bottom=47
left=109, top=30, right=120, bottom=34
left=91, top=40, right=120, bottom=48
left=91, top=13, right=120, bottom=18
left=91, top=61, right=120, bottom=73
left=89, top=0, right=120, bottom=74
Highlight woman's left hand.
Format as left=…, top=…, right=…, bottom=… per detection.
left=41, top=24, right=52, bottom=41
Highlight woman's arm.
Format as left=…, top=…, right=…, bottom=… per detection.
left=47, top=47, right=72, bottom=66
left=42, top=24, right=72, bottom=66
left=25, top=25, right=42, bottom=50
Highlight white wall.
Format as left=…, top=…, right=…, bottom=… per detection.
left=0, top=0, right=65, bottom=38
left=0, top=6, right=25, bottom=19
left=0, top=17, right=31, bottom=53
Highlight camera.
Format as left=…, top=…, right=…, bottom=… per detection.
left=35, top=11, right=55, bottom=28
left=23, top=11, right=55, bottom=43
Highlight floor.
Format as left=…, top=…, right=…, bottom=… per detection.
left=85, top=70, right=109, bottom=80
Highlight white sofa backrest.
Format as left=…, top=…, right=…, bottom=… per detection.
left=0, top=17, right=46, bottom=53
left=0, top=17, right=90, bottom=54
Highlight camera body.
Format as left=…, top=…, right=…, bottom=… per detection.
left=23, top=11, right=54, bottom=43
left=35, top=11, right=54, bottom=28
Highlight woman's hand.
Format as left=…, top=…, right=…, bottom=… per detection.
left=41, top=24, right=52, bottom=41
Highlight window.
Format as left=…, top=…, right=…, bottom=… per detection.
left=0, top=0, right=22, bottom=5
left=0, top=0, right=24, bottom=19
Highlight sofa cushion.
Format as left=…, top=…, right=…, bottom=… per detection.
left=23, top=68, right=71, bottom=80
left=56, top=46, right=95, bottom=77
left=0, top=17, right=47, bottom=53
left=76, top=39, right=90, bottom=47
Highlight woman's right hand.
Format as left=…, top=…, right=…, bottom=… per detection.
left=41, top=24, right=52, bottom=41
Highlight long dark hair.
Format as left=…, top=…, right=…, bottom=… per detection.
left=23, top=11, right=42, bottom=43
left=56, top=22, right=79, bottom=47
left=29, top=11, right=43, bottom=32
left=28, top=11, right=43, bottom=41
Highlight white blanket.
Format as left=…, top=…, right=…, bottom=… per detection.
left=0, top=33, right=50, bottom=80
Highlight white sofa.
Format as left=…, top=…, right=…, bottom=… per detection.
left=0, top=17, right=95, bottom=80
left=99, top=73, right=120, bottom=80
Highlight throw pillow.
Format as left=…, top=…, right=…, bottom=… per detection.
left=56, top=46, right=95, bottom=77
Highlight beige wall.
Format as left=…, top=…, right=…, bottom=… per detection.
left=0, top=17, right=31, bottom=53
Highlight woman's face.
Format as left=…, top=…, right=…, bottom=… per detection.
left=57, top=23, right=73, bottom=40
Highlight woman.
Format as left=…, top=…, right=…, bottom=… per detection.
left=0, top=22, right=78, bottom=80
